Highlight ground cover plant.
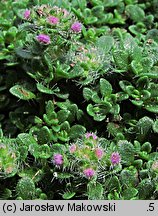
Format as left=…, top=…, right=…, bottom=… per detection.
left=0, top=0, right=158, bottom=200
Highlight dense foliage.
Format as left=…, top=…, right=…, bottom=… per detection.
left=1, top=0, right=158, bottom=200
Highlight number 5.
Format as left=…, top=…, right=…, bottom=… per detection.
left=149, top=203, right=154, bottom=211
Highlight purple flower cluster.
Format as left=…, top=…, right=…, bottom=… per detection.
left=69, top=144, right=77, bottom=153
left=24, top=9, right=31, bottom=19
left=23, top=7, right=83, bottom=49
left=95, top=148, right=104, bottom=159
left=85, top=132, right=97, bottom=140
left=110, top=152, right=121, bottom=165
left=53, top=154, right=63, bottom=166
left=71, top=22, right=82, bottom=33
left=48, top=16, right=59, bottom=24
left=83, top=168, right=95, bottom=178
left=36, top=34, right=51, bottom=44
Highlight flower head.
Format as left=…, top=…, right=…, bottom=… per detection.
left=62, top=9, right=69, bottom=17
left=83, top=168, right=95, bottom=179
left=53, top=154, right=63, bottom=166
left=85, top=132, right=97, bottom=140
left=69, top=144, right=77, bottom=153
left=110, top=152, right=121, bottom=165
left=36, top=34, right=51, bottom=44
left=95, top=148, right=104, bottom=159
left=24, top=9, right=31, bottom=19
left=71, top=22, right=82, bottom=33
left=48, top=16, right=59, bottom=24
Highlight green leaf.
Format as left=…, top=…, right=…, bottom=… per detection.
left=18, top=146, right=28, bottom=160
left=36, top=83, right=54, bottom=94
left=120, top=168, right=138, bottom=187
left=60, top=121, right=70, bottom=132
left=91, top=5, right=104, bottom=16
left=87, top=104, right=95, bottom=117
left=15, top=48, right=33, bottom=59
left=58, top=130, right=69, bottom=142
left=87, top=104, right=107, bottom=121
left=119, top=80, right=132, bottom=92
left=52, top=125, right=60, bottom=132
left=139, top=170, right=149, bottom=179
left=153, top=120, right=158, bottom=133
left=113, top=50, right=129, bottom=71
left=136, top=116, right=153, bottom=138
left=69, top=65, right=84, bottom=78
left=55, top=63, right=69, bottom=79
left=43, top=114, right=58, bottom=126
left=51, top=143, right=66, bottom=153
left=141, top=90, right=151, bottom=100
left=126, top=86, right=136, bottom=96
left=131, top=99, right=143, bottom=107
left=123, top=188, right=138, bottom=200
left=126, top=5, right=145, bottom=22
left=16, top=177, right=35, bottom=200
left=148, top=83, right=158, bottom=97
left=100, top=78, right=112, bottom=97
left=56, top=172, right=74, bottom=179
left=45, top=100, right=55, bottom=118
left=91, top=93, right=101, bottom=103
left=83, top=8, right=91, bottom=17
left=38, top=144, right=51, bottom=159
left=18, top=168, right=43, bottom=183
left=85, top=17, right=98, bottom=25
left=0, top=189, right=12, bottom=200
left=118, top=140, right=135, bottom=165
left=69, top=125, right=86, bottom=139
left=17, top=133, right=37, bottom=147
left=142, top=67, right=158, bottom=78
left=29, top=143, right=40, bottom=158
left=138, top=179, right=155, bottom=199
left=96, top=36, right=114, bottom=53
left=83, top=88, right=94, bottom=101
left=146, top=29, right=158, bottom=43
left=141, top=142, right=152, bottom=153
left=145, top=104, right=158, bottom=113
left=9, top=85, right=36, bottom=100
left=116, top=92, right=129, bottom=101
left=87, top=181, right=104, bottom=200
left=106, top=176, right=121, bottom=193
left=130, top=60, right=143, bottom=74
left=34, top=116, right=43, bottom=124
left=107, top=122, right=122, bottom=137
left=136, top=76, right=149, bottom=89
left=133, top=159, right=143, bottom=169
left=62, top=192, right=76, bottom=200
left=57, top=110, right=70, bottom=123
left=93, top=113, right=107, bottom=121
left=37, top=126, right=52, bottom=144
left=110, top=104, right=120, bottom=115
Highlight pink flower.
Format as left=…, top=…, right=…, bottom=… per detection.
left=110, top=152, right=121, bottom=165
left=53, top=154, right=63, bottom=166
left=62, top=9, right=69, bottom=17
left=71, top=22, right=82, bottom=33
left=95, top=148, right=104, bottom=159
left=85, top=132, right=97, bottom=140
left=69, top=144, right=77, bottom=153
left=48, top=16, right=59, bottom=24
left=36, top=34, right=51, bottom=44
left=24, top=9, right=31, bottom=19
left=83, top=168, right=95, bottom=179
